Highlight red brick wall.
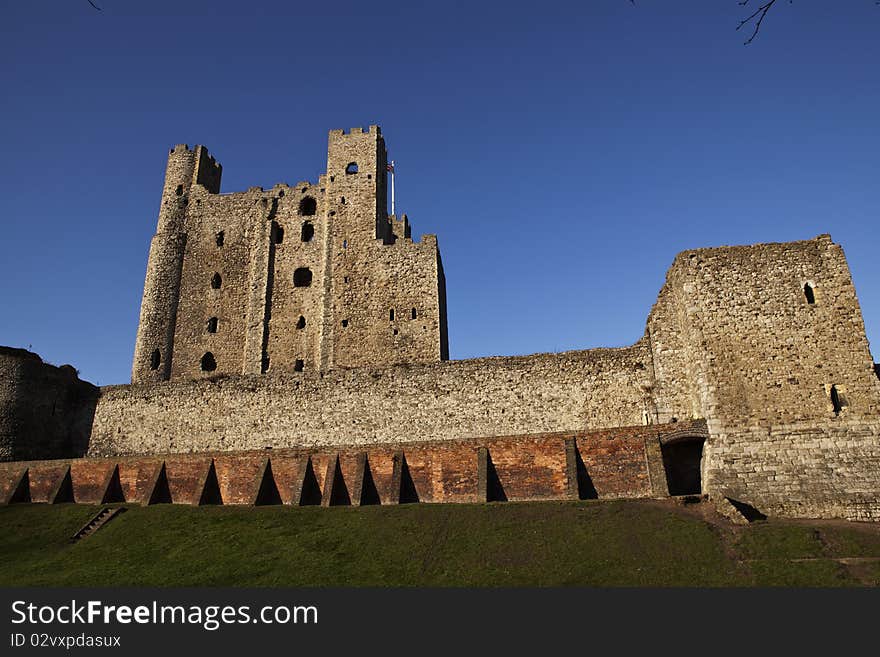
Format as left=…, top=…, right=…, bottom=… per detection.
left=0, top=423, right=685, bottom=506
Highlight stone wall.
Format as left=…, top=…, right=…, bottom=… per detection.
left=0, top=347, right=98, bottom=462
left=0, top=423, right=673, bottom=506
left=89, top=345, right=654, bottom=456
left=647, top=235, right=880, bottom=519
left=5, top=232, right=880, bottom=521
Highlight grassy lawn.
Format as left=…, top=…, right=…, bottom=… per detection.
left=1, top=500, right=878, bottom=587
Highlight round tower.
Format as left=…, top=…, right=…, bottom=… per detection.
left=132, top=145, right=222, bottom=384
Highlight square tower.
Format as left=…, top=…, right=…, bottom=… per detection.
left=132, top=127, right=448, bottom=383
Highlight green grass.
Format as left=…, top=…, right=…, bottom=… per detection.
left=0, top=500, right=878, bottom=587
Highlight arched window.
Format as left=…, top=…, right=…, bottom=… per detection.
left=150, top=349, right=161, bottom=370
left=175, top=184, right=183, bottom=196
left=200, top=352, right=217, bottom=372
left=293, top=268, right=313, bottom=287
left=211, top=273, right=222, bottom=289
left=804, top=283, right=815, bottom=304
left=299, top=196, right=317, bottom=216
left=296, top=315, right=306, bottom=330
left=301, top=222, right=314, bottom=242
left=206, top=317, right=218, bottom=333
left=294, top=359, right=304, bottom=372
left=345, top=162, right=358, bottom=174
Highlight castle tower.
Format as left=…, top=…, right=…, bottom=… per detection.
left=132, top=145, right=222, bottom=383
left=320, top=127, right=448, bottom=370
left=132, top=127, right=445, bottom=384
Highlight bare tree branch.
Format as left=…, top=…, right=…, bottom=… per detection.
left=736, top=0, right=789, bottom=45
left=87, top=0, right=102, bottom=10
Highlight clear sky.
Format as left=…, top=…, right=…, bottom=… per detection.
left=0, top=1, right=877, bottom=385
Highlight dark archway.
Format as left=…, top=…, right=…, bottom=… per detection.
left=293, top=267, right=312, bottom=287
left=661, top=437, right=705, bottom=496
left=804, top=282, right=815, bottom=304
left=299, top=196, right=316, bottom=216
left=200, top=352, right=217, bottom=372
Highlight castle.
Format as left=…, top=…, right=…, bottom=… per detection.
left=1, top=126, right=879, bottom=522
left=133, top=126, right=447, bottom=384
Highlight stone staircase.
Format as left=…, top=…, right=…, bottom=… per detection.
left=70, top=506, right=127, bottom=543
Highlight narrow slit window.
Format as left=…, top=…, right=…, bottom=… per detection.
left=200, top=352, right=217, bottom=372
left=216, top=231, right=225, bottom=247
left=411, top=308, right=417, bottom=319
left=830, top=385, right=846, bottom=415
left=211, top=273, right=222, bottom=289
left=296, top=315, right=306, bottom=330
left=150, top=349, right=161, bottom=370
left=804, top=283, right=815, bottom=304
left=390, top=309, right=395, bottom=321
left=206, top=317, right=219, bottom=333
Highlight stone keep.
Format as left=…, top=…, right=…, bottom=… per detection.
left=132, top=126, right=449, bottom=383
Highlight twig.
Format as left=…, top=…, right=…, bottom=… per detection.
left=87, top=0, right=102, bottom=10
left=736, top=0, right=785, bottom=45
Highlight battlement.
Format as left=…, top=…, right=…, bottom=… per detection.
left=328, top=125, right=382, bottom=137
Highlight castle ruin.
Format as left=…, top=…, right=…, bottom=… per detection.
left=133, top=126, right=448, bottom=383
left=1, top=126, right=879, bottom=522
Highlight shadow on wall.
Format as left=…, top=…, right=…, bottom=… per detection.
left=0, top=347, right=99, bottom=462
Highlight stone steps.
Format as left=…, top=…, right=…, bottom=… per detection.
left=70, top=506, right=127, bottom=543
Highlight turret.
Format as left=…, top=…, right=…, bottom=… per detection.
left=325, top=126, right=388, bottom=245
left=132, top=145, right=222, bottom=384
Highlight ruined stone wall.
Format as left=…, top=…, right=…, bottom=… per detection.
left=131, top=127, right=447, bottom=384
left=0, top=348, right=98, bottom=462
left=88, top=345, right=653, bottom=457
left=647, top=235, right=880, bottom=519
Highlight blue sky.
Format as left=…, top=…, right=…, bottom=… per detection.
left=0, top=1, right=877, bottom=385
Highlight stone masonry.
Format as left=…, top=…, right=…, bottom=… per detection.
left=132, top=126, right=448, bottom=384
left=1, top=126, right=879, bottom=521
